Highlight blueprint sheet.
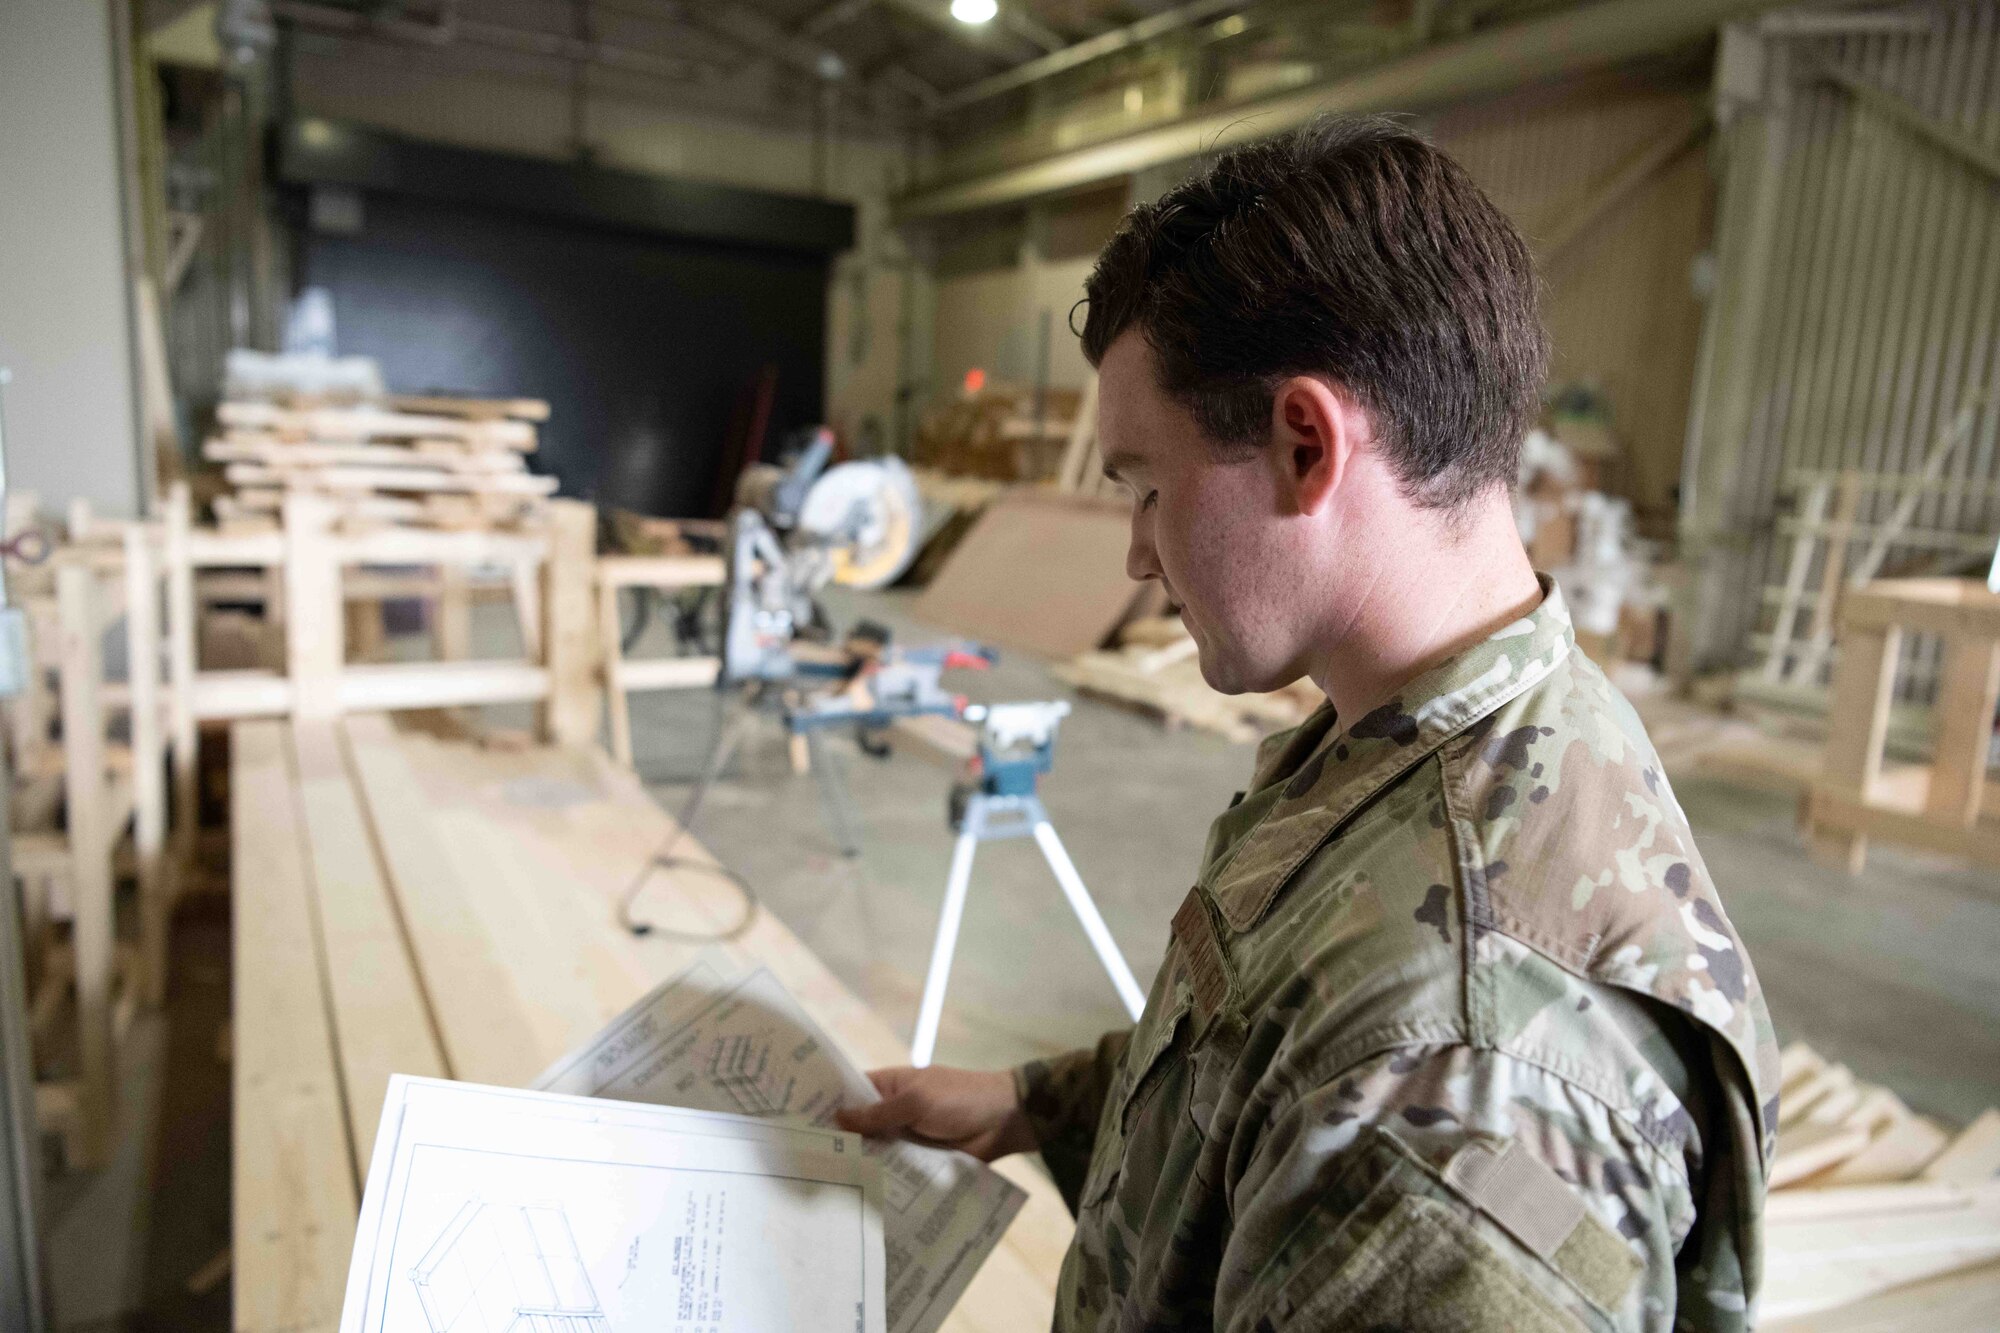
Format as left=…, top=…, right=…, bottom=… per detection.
left=339, top=1075, right=886, bottom=1333
left=537, top=960, right=1027, bottom=1333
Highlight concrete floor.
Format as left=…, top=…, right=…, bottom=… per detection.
left=627, top=587, right=2000, bottom=1124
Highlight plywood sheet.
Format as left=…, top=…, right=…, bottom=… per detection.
left=913, top=489, right=1148, bottom=659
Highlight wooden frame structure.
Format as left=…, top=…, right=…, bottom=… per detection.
left=1807, top=578, right=2000, bottom=874
left=594, top=553, right=724, bottom=768
left=178, top=494, right=602, bottom=742
left=10, top=511, right=193, bottom=1168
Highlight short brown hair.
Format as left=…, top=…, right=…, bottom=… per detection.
left=1078, top=116, right=1547, bottom=509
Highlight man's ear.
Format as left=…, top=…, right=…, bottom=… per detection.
left=1270, top=376, right=1358, bottom=516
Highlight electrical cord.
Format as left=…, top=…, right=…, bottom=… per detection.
left=617, top=687, right=760, bottom=940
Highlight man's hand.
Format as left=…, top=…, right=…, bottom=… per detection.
left=835, top=1066, right=1037, bottom=1162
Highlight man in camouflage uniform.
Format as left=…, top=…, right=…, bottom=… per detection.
left=840, top=117, right=1779, bottom=1331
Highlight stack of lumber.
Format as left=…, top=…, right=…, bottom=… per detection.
left=232, top=714, right=1072, bottom=1333
left=202, top=394, right=558, bottom=532
left=1055, top=616, right=1323, bottom=743
left=1764, top=1042, right=2000, bottom=1327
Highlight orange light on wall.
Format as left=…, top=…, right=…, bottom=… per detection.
left=963, top=367, right=987, bottom=395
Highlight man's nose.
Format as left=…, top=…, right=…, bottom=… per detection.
left=1126, top=512, right=1162, bottom=583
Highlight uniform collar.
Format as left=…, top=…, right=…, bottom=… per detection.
left=1204, top=577, right=1575, bottom=931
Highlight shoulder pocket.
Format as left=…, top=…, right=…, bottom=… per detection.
left=1241, top=1126, right=1635, bottom=1333
left=1276, top=1192, right=1587, bottom=1333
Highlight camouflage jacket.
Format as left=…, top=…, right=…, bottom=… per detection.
left=1016, top=582, right=1780, bottom=1333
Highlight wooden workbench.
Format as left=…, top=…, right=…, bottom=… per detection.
left=231, top=714, right=1073, bottom=1333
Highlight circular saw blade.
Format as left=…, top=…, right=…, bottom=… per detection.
left=795, top=456, right=922, bottom=589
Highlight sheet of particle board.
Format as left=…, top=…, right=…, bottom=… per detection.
left=912, top=490, right=1152, bottom=659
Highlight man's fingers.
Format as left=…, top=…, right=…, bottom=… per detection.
left=836, top=1085, right=927, bottom=1139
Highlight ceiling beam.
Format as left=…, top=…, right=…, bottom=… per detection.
left=873, top=0, right=1047, bottom=63
left=932, top=0, right=1252, bottom=113
left=894, top=0, right=1799, bottom=218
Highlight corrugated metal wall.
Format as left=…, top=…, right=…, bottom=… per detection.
left=1427, top=66, right=1713, bottom=531
left=1686, top=0, right=2000, bottom=691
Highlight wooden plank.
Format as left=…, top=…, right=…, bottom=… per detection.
left=1925, top=636, right=2000, bottom=828
left=1844, top=581, right=2000, bottom=640
left=224, top=462, right=557, bottom=496
left=1765, top=477, right=1833, bottom=682
left=191, top=670, right=293, bottom=720
left=1808, top=787, right=2000, bottom=871
left=165, top=483, right=199, bottom=882
left=1810, top=625, right=1902, bottom=873
left=340, top=713, right=543, bottom=1086
left=1763, top=1182, right=2000, bottom=1319
left=216, top=402, right=537, bottom=449
left=599, top=578, right=633, bottom=768
left=1764, top=1260, right=2000, bottom=1333
left=1924, top=1110, right=2000, bottom=1185
left=282, top=494, right=342, bottom=720
left=230, top=720, right=358, bottom=1333
left=1056, top=373, right=1099, bottom=495
left=207, top=438, right=527, bottom=472
left=614, top=656, right=719, bottom=692
left=382, top=731, right=1071, bottom=1330
left=596, top=554, right=726, bottom=589
left=123, top=526, right=169, bottom=1007
left=1789, top=470, right=1863, bottom=686
left=434, top=563, right=472, bottom=662
left=288, top=721, right=448, bottom=1165
left=914, top=490, right=1147, bottom=660
left=1774, top=1119, right=1874, bottom=1188
left=55, top=560, right=113, bottom=1168
left=541, top=499, right=601, bottom=746
left=387, top=393, right=549, bottom=423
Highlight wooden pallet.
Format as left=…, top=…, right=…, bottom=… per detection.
left=1055, top=617, right=1323, bottom=743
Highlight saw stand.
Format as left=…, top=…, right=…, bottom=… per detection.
left=910, top=702, right=1147, bottom=1068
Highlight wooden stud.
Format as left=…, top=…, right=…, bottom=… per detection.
left=599, top=578, right=633, bottom=768
left=55, top=559, right=113, bottom=1168
left=1924, top=635, right=2000, bottom=829
left=164, top=483, right=198, bottom=888
left=435, top=563, right=471, bottom=662
left=540, top=499, right=600, bottom=747
left=123, top=526, right=169, bottom=1008
left=1810, top=625, right=1901, bottom=873
left=510, top=557, right=543, bottom=662
left=1765, top=476, right=1833, bottom=682
left=1791, top=469, right=1864, bottom=686
left=282, top=493, right=343, bottom=720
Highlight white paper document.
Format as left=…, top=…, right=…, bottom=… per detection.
left=339, top=1075, right=887, bottom=1333
left=537, top=961, right=1028, bottom=1333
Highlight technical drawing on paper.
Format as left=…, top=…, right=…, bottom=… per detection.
left=410, top=1199, right=611, bottom=1333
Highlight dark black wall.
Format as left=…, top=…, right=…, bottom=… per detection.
left=296, top=193, right=830, bottom=516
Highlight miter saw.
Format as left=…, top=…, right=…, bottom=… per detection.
left=720, top=427, right=988, bottom=734
left=621, top=430, right=990, bottom=934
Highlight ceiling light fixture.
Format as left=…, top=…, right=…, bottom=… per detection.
left=951, top=0, right=998, bottom=25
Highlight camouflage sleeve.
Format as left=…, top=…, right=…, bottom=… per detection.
left=1013, top=1028, right=1131, bottom=1213
left=1216, top=1045, right=1699, bottom=1333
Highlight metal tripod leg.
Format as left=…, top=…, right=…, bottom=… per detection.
left=911, top=824, right=979, bottom=1068
left=1033, top=820, right=1146, bottom=1020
